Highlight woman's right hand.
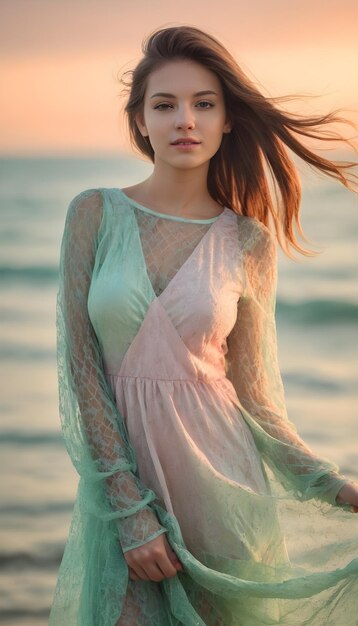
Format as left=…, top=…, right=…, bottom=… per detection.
left=124, top=532, right=184, bottom=582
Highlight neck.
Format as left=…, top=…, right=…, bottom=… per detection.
left=139, top=159, right=220, bottom=219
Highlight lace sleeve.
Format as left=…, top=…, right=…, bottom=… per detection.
left=226, top=217, right=348, bottom=506
left=56, top=189, right=168, bottom=553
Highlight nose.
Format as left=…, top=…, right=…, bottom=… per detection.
left=174, top=105, right=195, bottom=130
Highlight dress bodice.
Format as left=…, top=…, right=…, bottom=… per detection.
left=87, top=188, right=244, bottom=379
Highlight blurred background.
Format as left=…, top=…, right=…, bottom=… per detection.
left=0, top=1, right=357, bottom=624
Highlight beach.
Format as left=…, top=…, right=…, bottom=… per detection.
left=0, top=153, right=357, bottom=625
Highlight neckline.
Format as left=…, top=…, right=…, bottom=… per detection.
left=117, top=188, right=226, bottom=224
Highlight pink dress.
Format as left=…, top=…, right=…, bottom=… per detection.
left=49, top=186, right=357, bottom=626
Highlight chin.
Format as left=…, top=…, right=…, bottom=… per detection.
left=171, top=160, right=209, bottom=171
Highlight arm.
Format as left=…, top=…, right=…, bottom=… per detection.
left=225, top=217, right=348, bottom=506
left=57, top=189, right=168, bottom=552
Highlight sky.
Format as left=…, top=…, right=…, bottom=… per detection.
left=1, top=0, right=358, bottom=156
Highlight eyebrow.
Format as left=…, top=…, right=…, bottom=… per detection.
left=150, top=90, right=218, bottom=99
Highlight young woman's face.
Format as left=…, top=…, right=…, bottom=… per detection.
left=135, top=59, right=231, bottom=170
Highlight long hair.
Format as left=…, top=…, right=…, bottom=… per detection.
left=118, top=25, right=357, bottom=258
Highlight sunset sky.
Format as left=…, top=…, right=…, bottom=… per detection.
left=1, top=0, right=358, bottom=156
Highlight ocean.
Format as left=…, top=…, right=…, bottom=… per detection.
left=0, top=154, right=357, bottom=625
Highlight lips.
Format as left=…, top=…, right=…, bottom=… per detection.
left=171, top=138, right=201, bottom=145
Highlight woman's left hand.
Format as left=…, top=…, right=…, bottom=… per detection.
left=335, top=481, right=358, bottom=513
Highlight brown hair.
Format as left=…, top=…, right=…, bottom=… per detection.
left=118, top=25, right=358, bottom=258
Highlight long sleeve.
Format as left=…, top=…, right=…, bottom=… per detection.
left=225, top=217, right=348, bottom=506
left=56, top=189, right=168, bottom=553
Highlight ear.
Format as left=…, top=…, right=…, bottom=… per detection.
left=223, top=119, right=232, bottom=134
left=135, top=112, right=149, bottom=138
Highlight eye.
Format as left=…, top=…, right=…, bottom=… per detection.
left=153, top=103, right=173, bottom=110
left=196, top=101, right=214, bottom=109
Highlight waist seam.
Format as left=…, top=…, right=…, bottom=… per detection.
left=104, top=372, right=227, bottom=384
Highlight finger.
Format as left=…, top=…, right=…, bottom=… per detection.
left=126, top=551, right=152, bottom=581
left=131, top=562, right=150, bottom=581
left=128, top=567, right=140, bottom=581
left=164, top=540, right=183, bottom=568
left=168, top=549, right=184, bottom=570
left=172, top=554, right=184, bottom=569
left=155, top=553, right=180, bottom=579
left=142, top=560, right=171, bottom=582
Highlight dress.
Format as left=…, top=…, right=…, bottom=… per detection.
left=49, top=187, right=358, bottom=625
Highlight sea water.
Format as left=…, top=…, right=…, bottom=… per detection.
left=0, top=153, right=357, bottom=625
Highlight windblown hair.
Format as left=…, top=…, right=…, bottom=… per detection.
left=119, top=25, right=358, bottom=258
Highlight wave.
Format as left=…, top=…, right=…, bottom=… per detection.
left=0, top=543, right=65, bottom=572
left=0, top=262, right=357, bottom=325
left=0, top=343, right=55, bottom=361
left=283, top=370, right=346, bottom=394
left=0, top=264, right=58, bottom=284
left=276, top=298, right=358, bottom=325
left=0, top=607, right=50, bottom=620
left=0, top=501, right=73, bottom=517
left=0, top=431, right=62, bottom=446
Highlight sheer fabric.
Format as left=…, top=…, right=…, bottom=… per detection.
left=49, top=187, right=358, bottom=626
left=226, top=218, right=347, bottom=505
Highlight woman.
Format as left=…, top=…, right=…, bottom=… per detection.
left=49, top=25, right=358, bottom=626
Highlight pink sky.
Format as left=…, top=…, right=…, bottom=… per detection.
left=1, top=0, right=357, bottom=155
